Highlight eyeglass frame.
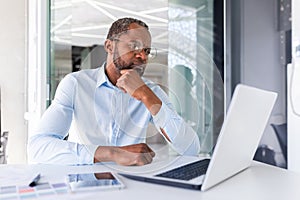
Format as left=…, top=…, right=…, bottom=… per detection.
left=111, top=38, right=157, bottom=59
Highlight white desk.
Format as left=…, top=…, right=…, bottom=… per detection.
left=1, top=156, right=300, bottom=200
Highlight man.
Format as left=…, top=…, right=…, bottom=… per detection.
left=28, top=17, right=200, bottom=166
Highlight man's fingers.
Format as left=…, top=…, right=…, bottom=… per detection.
left=116, top=143, right=156, bottom=166
left=137, top=153, right=153, bottom=166
left=150, top=151, right=155, bottom=157
left=116, top=69, right=146, bottom=99
left=120, top=69, right=130, bottom=74
left=134, top=151, right=155, bottom=166
left=143, top=144, right=155, bottom=157
left=116, top=150, right=153, bottom=166
left=129, top=143, right=156, bottom=158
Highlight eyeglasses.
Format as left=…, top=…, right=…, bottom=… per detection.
left=113, top=39, right=157, bottom=59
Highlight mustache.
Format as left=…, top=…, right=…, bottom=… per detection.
left=121, top=64, right=146, bottom=70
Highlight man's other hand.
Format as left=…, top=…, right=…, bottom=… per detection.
left=94, top=143, right=156, bottom=166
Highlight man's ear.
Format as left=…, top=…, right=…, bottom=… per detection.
left=104, top=39, right=113, bottom=54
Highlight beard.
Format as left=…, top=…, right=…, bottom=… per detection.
left=113, top=47, right=146, bottom=76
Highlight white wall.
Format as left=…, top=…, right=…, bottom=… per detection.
left=0, top=1, right=27, bottom=163
left=288, top=0, right=300, bottom=173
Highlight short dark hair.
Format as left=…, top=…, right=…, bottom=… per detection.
left=106, top=17, right=149, bottom=40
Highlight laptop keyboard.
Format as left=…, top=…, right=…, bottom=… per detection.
left=155, top=159, right=210, bottom=181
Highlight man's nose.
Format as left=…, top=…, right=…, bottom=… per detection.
left=134, top=49, right=148, bottom=61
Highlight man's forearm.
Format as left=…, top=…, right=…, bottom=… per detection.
left=133, top=85, right=174, bottom=142
left=94, top=146, right=114, bottom=163
left=136, top=85, right=162, bottom=116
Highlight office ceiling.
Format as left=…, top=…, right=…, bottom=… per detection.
left=51, top=0, right=169, bottom=50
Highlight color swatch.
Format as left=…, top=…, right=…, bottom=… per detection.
left=0, top=182, right=68, bottom=200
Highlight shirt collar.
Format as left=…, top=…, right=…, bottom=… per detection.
left=96, top=62, right=115, bottom=88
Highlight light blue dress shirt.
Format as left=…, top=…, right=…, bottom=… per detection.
left=28, top=64, right=200, bottom=165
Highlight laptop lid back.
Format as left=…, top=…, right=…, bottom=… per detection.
left=201, top=84, right=277, bottom=191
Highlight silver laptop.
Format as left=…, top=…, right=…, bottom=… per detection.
left=119, top=84, right=277, bottom=191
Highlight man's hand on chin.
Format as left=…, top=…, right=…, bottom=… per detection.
left=116, top=69, right=146, bottom=100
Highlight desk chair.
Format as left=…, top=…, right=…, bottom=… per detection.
left=254, top=144, right=276, bottom=166
left=0, top=131, right=8, bottom=164
left=271, top=123, right=287, bottom=163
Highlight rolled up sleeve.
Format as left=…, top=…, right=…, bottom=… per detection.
left=151, top=86, right=200, bottom=156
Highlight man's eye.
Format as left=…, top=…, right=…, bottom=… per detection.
left=129, top=42, right=142, bottom=51
left=133, top=45, right=140, bottom=51
left=144, top=48, right=151, bottom=55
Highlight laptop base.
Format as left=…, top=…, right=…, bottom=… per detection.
left=119, top=173, right=202, bottom=190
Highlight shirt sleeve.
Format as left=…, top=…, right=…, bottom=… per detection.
left=151, top=85, right=201, bottom=156
left=27, top=74, right=98, bottom=165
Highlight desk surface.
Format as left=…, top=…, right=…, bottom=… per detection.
left=1, top=156, right=300, bottom=200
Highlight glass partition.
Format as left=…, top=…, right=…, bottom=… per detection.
left=49, top=0, right=224, bottom=155
left=50, top=0, right=72, bottom=103
left=168, top=0, right=224, bottom=154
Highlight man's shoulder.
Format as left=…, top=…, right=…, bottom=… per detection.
left=67, top=68, right=100, bottom=81
left=71, top=68, right=99, bottom=76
